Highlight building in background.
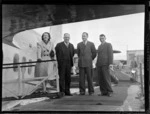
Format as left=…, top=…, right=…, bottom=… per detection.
left=50, top=25, right=63, bottom=46
left=127, top=50, right=144, bottom=67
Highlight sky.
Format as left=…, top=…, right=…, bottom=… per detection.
left=34, top=12, right=144, bottom=60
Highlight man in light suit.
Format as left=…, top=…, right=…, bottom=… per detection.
left=96, top=34, right=113, bottom=97
left=77, top=32, right=96, bottom=95
left=55, top=33, right=75, bottom=96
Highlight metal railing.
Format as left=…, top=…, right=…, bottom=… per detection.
left=139, top=63, right=144, bottom=96
left=3, top=59, right=56, bottom=66
left=2, top=59, right=59, bottom=99
left=3, top=60, right=56, bottom=69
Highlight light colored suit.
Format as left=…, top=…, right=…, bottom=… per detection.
left=37, top=41, right=55, bottom=60
left=35, top=41, right=56, bottom=80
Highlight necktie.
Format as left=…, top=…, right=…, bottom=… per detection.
left=83, top=42, right=86, bottom=50
left=66, top=43, right=69, bottom=48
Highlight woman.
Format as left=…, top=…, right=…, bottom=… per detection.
left=35, top=32, right=56, bottom=88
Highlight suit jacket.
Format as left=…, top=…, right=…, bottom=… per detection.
left=77, top=41, right=96, bottom=68
left=130, top=60, right=138, bottom=68
left=96, top=42, right=113, bottom=66
left=55, top=42, right=75, bottom=67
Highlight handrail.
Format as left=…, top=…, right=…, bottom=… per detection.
left=3, top=65, right=36, bottom=69
left=3, top=59, right=57, bottom=66
left=2, top=59, right=59, bottom=99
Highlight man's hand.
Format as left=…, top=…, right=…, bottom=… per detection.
left=109, top=64, right=113, bottom=69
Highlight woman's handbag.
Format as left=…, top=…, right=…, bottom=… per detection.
left=49, top=50, right=54, bottom=58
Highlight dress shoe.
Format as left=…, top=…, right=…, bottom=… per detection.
left=89, top=92, right=94, bottom=95
left=107, top=93, right=112, bottom=97
left=98, top=93, right=107, bottom=96
left=60, top=92, right=65, bottom=97
left=46, top=83, right=54, bottom=88
left=65, top=93, right=73, bottom=96
left=80, top=92, right=85, bottom=95
left=98, top=93, right=104, bottom=96
left=107, top=92, right=113, bottom=97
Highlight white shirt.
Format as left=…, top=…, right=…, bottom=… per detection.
left=83, top=40, right=88, bottom=45
left=64, top=42, right=69, bottom=47
left=101, top=42, right=106, bottom=45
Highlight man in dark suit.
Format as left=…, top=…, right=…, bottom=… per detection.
left=130, top=56, right=138, bottom=82
left=55, top=33, right=75, bottom=96
left=96, top=34, right=113, bottom=97
left=77, top=32, right=96, bottom=95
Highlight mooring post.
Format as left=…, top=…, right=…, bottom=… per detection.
left=140, top=63, right=144, bottom=96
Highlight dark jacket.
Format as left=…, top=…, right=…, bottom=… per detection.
left=130, top=60, right=138, bottom=68
left=55, top=42, right=75, bottom=67
left=77, top=41, right=96, bottom=68
left=96, top=42, right=113, bottom=66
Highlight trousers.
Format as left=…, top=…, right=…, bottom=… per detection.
left=97, top=66, right=113, bottom=94
left=79, top=67, right=94, bottom=94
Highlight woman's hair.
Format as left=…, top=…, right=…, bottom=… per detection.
left=42, top=32, right=51, bottom=42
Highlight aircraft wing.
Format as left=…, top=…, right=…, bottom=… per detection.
left=2, top=34, right=20, bottom=49
left=2, top=5, right=144, bottom=43
left=113, top=50, right=121, bottom=53
left=74, top=49, right=121, bottom=54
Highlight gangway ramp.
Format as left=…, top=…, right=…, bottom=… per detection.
left=2, top=60, right=60, bottom=101
left=9, top=78, right=140, bottom=111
